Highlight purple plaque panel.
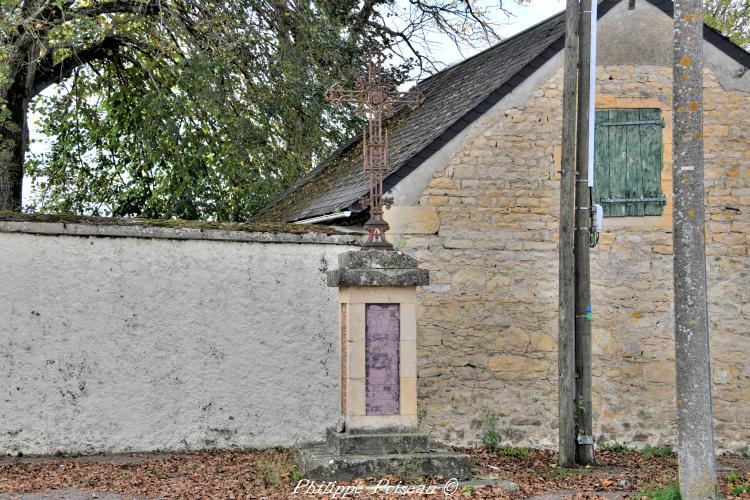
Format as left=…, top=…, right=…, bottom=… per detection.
left=365, top=303, right=400, bottom=416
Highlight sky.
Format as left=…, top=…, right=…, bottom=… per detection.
left=419, top=0, right=565, bottom=67
left=24, top=0, right=565, bottom=207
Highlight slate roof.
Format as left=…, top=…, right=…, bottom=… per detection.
left=254, top=0, right=750, bottom=223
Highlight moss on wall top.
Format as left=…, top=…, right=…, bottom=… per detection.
left=0, top=212, right=345, bottom=236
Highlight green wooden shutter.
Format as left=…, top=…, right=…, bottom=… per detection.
left=593, top=109, right=665, bottom=217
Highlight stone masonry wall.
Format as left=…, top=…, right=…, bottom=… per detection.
left=404, top=64, right=750, bottom=451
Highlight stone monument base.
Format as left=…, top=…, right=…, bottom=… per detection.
left=308, top=250, right=471, bottom=481
left=295, top=428, right=472, bottom=481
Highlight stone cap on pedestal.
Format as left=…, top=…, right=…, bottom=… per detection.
left=327, top=250, right=429, bottom=287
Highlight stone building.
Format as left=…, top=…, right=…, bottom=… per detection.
left=255, top=0, right=750, bottom=450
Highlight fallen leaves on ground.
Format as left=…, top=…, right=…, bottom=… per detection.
left=0, top=448, right=746, bottom=499
left=469, top=447, right=678, bottom=497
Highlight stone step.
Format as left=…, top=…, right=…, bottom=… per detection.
left=326, top=428, right=431, bottom=455
left=295, top=443, right=473, bottom=481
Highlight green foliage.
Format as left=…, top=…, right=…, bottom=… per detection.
left=480, top=411, right=503, bottom=453
left=726, top=471, right=750, bottom=496
left=256, top=454, right=291, bottom=491
left=599, top=441, right=633, bottom=453
left=739, top=445, right=750, bottom=459
left=4, top=0, right=509, bottom=217
left=638, top=482, right=681, bottom=500
left=24, top=1, right=369, bottom=220
left=499, top=447, right=529, bottom=458
left=417, top=408, right=428, bottom=427
left=640, top=445, right=673, bottom=459
left=574, top=399, right=588, bottom=438
left=290, top=466, right=304, bottom=482
left=704, top=0, right=750, bottom=50
left=730, top=483, right=750, bottom=495
left=146, top=465, right=171, bottom=478
left=726, top=470, right=741, bottom=483
left=479, top=411, right=528, bottom=457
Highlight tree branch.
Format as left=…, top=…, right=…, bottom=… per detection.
left=31, top=35, right=130, bottom=97
left=69, top=0, right=163, bottom=17
left=348, top=0, right=381, bottom=43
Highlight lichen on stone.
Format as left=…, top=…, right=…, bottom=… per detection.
left=0, top=212, right=342, bottom=236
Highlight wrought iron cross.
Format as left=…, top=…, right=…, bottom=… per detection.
left=325, top=51, right=423, bottom=250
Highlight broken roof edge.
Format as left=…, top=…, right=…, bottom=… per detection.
left=249, top=132, right=364, bottom=222
left=254, top=0, right=750, bottom=224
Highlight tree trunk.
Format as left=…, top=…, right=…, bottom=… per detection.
left=0, top=56, right=31, bottom=212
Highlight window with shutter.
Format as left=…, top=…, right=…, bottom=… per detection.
left=593, top=109, right=666, bottom=217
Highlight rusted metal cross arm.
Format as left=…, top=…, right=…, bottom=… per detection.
left=324, top=49, right=424, bottom=250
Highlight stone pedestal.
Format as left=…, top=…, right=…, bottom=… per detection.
left=329, top=250, right=428, bottom=432
left=295, top=250, right=471, bottom=481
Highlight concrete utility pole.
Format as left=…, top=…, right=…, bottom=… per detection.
left=574, top=0, right=594, bottom=466
left=558, top=0, right=580, bottom=469
left=672, top=1, right=718, bottom=498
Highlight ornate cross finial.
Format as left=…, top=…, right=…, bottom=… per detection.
left=325, top=49, right=423, bottom=250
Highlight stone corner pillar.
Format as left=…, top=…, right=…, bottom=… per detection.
left=327, top=250, right=429, bottom=432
